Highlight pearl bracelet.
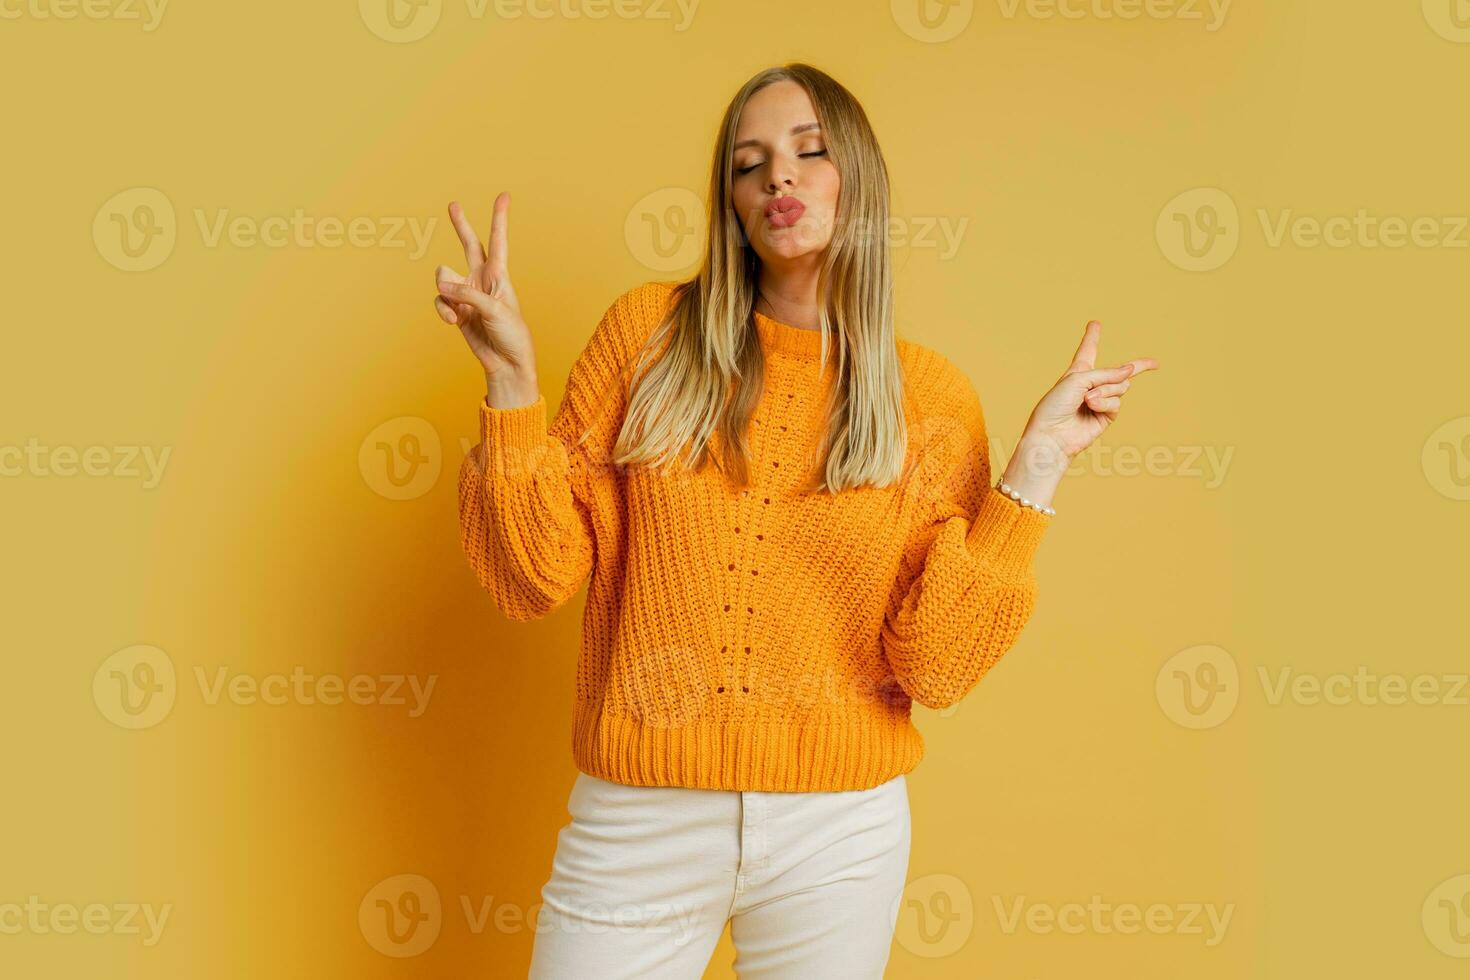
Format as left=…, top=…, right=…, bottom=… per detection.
left=997, top=479, right=1056, bottom=517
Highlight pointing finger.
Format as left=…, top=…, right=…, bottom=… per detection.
left=1122, top=357, right=1159, bottom=376
left=1068, top=363, right=1134, bottom=390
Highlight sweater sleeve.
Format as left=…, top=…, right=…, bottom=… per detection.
left=879, top=367, right=1052, bottom=710
left=456, top=286, right=647, bottom=621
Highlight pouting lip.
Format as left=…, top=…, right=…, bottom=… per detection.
left=764, top=196, right=805, bottom=218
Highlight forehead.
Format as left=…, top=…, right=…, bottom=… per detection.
left=734, top=81, right=819, bottom=142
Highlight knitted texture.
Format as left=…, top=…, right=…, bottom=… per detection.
left=457, top=280, right=1051, bottom=792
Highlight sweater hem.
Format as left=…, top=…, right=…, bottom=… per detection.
left=570, top=699, right=926, bottom=793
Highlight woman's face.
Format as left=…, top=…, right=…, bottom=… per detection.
left=730, top=80, right=840, bottom=265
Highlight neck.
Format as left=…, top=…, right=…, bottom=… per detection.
left=756, top=266, right=821, bottom=331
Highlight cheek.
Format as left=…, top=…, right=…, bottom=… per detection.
left=731, top=183, right=760, bottom=226
left=813, top=167, right=841, bottom=213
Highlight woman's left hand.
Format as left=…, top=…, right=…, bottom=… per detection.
left=1021, top=320, right=1159, bottom=462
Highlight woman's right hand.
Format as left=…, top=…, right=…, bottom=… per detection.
left=435, top=193, right=539, bottom=395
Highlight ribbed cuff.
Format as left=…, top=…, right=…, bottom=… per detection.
left=964, top=483, right=1052, bottom=583
left=478, top=393, right=552, bottom=480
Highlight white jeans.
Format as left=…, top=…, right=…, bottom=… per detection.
left=527, top=770, right=912, bottom=979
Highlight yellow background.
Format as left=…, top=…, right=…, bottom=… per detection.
left=4, top=0, right=1468, bottom=976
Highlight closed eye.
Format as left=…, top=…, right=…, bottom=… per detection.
left=736, top=149, right=828, bottom=176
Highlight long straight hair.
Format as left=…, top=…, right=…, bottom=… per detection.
left=600, top=63, right=909, bottom=495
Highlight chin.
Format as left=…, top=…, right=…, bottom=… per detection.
left=756, top=226, right=829, bottom=260
left=757, top=244, right=821, bottom=265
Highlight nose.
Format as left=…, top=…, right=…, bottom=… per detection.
left=765, top=155, right=797, bottom=193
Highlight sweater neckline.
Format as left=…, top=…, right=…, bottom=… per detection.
left=754, top=309, right=829, bottom=359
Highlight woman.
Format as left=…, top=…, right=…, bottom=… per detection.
left=435, top=63, right=1156, bottom=978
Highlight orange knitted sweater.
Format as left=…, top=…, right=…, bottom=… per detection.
left=457, top=280, right=1051, bottom=792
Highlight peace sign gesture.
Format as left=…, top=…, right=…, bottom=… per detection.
left=434, top=192, right=537, bottom=380
left=1020, top=320, right=1159, bottom=462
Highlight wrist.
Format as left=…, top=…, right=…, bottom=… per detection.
left=999, top=433, right=1066, bottom=509
left=485, top=368, right=540, bottom=410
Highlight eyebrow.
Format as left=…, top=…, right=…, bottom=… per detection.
left=733, top=122, right=821, bottom=150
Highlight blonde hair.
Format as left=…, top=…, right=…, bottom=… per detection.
left=604, top=63, right=909, bottom=495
